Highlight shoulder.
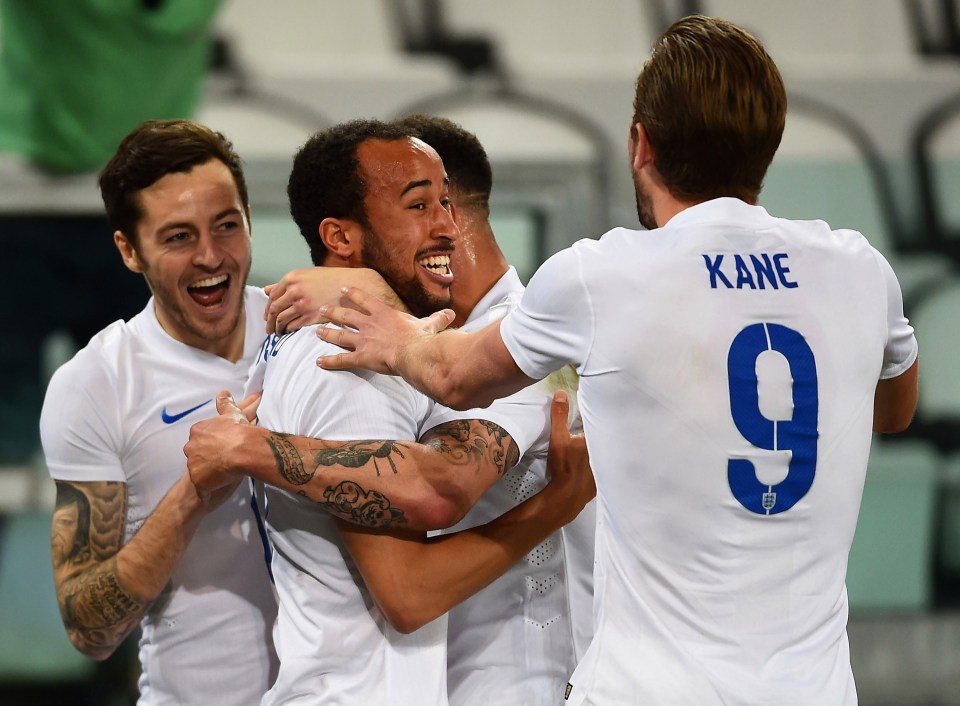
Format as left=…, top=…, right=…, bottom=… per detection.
left=47, top=319, right=131, bottom=394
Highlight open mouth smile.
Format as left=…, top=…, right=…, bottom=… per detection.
left=187, top=273, right=230, bottom=308
left=418, top=253, right=453, bottom=283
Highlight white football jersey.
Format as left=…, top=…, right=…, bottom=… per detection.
left=40, top=287, right=278, bottom=706
left=254, top=325, right=449, bottom=706
left=500, top=198, right=918, bottom=705
left=429, top=268, right=596, bottom=706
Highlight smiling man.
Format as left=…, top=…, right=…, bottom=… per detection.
left=39, top=120, right=278, bottom=705
left=227, top=119, right=594, bottom=706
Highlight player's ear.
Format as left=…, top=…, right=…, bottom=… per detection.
left=319, top=218, right=362, bottom=261
left=630, top=122, right=655, bottom=175
left=114, top=231, right=143, bottom=273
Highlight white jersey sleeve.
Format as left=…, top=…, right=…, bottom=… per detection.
left=500, top=243, right=595, bottom=380
left=872, top=246, right=918, bottom=378
left=40, top=324, right=126, bottom=482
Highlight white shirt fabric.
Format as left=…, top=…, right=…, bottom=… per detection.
left=254, top=325, right=448, bottom=706
left=499, top=198, right=918, bottom=706
left=40, top=287, right=279, bottom=706
left=429, top=267, right=596, bottom=706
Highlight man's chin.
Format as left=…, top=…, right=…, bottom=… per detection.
left=401, top=283, right=451, bottom=318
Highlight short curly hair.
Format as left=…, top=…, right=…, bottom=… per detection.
left=394, top=113, right=492, bottom=215
left=287, top=119, right=417, bottom=266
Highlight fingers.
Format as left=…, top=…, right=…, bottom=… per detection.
left=316, top=350, right=357, bottom=371
left=184, top=462, right=214, bottom=503
left=335, top=286, right=375, bottom=315
left=316, top=324, right=358, bottom=352
left=549, top=390, right=571, bottom=448
left=215, top=390, right=236, bottom=414
left=215, top=389, right=247, bottom=423
left=425, top=309, right=457, bottom=334
left=266, top=289, right=296, bottom=334
left=236, top=391, right=262, bottom=423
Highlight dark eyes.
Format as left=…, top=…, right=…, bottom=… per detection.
left=164, top=220, right=241, bottom=244
left=410, top=199, right=452, bottom=211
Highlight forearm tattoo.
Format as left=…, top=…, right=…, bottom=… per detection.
left=262, top=420, right=518, bottom=529
left=317, top=481, right=406, bottom=528
left=267, top=433, right=407, bottom=485
left=52, top=481, right=145, bottom=654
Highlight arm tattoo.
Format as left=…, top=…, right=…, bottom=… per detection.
left=52, top=481, right=145, bottom=654
left=315, top=481, right=407, bottom=528
left=422, top=419, right=520, bottom=477
left=266, top=433, right=310, bottom=485
left=261, top=420, right=518, bottom=529
left=267, top=432, right=409, bottom=485
left=265, top=432, right=410, bottom=527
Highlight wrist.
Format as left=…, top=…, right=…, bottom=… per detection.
left=168, top=473, right=208, bottom=523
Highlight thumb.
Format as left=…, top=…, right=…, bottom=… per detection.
left=425, top=308, right=456, bottom=334
left=550, top=389, right=570, bottom=438
left=216, top=390, right=240, bottom=416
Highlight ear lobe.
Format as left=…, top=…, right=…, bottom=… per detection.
left=114, top=231, right=143, bottom=273
left=631, top=122, right=654, bottom=173
left=320, top=218, right=361, bottom=259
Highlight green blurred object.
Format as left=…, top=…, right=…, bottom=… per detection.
left=0, top=510, right=94, bottom=682
left=847, top=439, right=939, bottom=612
left=0, top=0, right=224, bottom=174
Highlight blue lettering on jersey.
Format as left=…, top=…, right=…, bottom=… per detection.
left=727, top=323, right=819, bottom=515
left=702, top=252, right=798, bottom=289
left=259, top=331, right=296, bottom=363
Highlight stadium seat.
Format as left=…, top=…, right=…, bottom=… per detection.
left=758, top=98, right=955, bottom=310
left=211, top=0, right=460, bottom=123
left=0, top=510, right=95, bottom=683
left=847, top=438, right=939, bottom=613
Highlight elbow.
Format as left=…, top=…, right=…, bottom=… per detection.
left=402, top=472, right=475, bottom=531
left=432, top=374, right=496, bottom=412
left=411, top=495, right=470, bottom=532
left=386, top=611, right=431, bottom=635
left=874, top=411, right=915, bottom=435
left=67, top=632, right=117, bottom=662
left=377, top=597, right=441, bottom=634
left=85, top=647, right=116, bottom=662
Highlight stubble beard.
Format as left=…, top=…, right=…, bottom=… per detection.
left=633, top=172, right=657, bottom=231
left=362, top=226, right=451, bottom=318
left=142, top=265, right=249, bottom=345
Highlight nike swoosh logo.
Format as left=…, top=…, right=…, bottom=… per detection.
left=161, top=399, right=213, bottom=424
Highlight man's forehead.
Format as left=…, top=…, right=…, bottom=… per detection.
left=358, top=137, right=444, bottom=191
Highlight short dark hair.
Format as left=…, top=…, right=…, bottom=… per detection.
left=98, top=119, right=249, bottom=244
left=287, top=119, right=416, bottom=266
left=394, top=113, right=493, bottom=215
left=632, top=15, right=786, bottom=204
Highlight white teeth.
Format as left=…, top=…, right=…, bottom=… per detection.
left=190, top=274, right=228, bottom=289
left=419, top=255, right=451, bottom=272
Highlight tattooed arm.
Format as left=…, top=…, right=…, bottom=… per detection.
left=340, top=391, right=594, bottom=633
left=50, top=473, right=229, bottom=660
left=186, top=392, right=519, bottom=531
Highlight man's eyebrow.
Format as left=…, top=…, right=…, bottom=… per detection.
left=400, top=179, right=432, bottom=197
left=158, top=208, right=243, bottom=232
left=400, top=175, right=451, bottom=197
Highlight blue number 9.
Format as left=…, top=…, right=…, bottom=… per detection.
left=727, top=323, right=818, bottom=515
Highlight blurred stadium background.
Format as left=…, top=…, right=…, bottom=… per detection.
left=3, top=1, right=960, bottom=704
